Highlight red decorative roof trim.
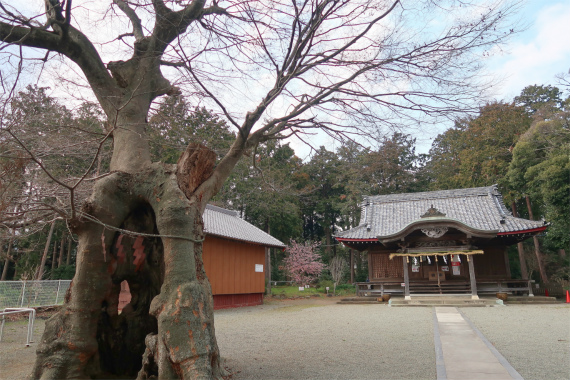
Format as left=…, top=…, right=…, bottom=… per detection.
left=335, top=237, right=379, bottom=242
left=497, top=226, right=547, bottom=236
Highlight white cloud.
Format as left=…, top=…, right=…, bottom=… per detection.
left=487, top=2, right=570, bottom=100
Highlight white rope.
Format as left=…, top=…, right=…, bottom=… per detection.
left=78, top=212, right=205, bottom=243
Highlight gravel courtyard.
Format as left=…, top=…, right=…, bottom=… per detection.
left=1, top=298, right=568, bottom=380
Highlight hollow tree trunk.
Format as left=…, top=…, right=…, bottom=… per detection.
left=32, top=147, right=225, bottom=379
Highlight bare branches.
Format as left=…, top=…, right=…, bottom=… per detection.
left=0, top=19, right=115, bottom=101
left=0, top=0, right=523, bottom=241
left=113, top=0, right=144, bottom=42
left=0, top=86, right=112, bottom=237
left=160, top=0, right=519, bottom=193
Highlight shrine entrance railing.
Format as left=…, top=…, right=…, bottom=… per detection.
left=355, top=279, right=535, bottom=297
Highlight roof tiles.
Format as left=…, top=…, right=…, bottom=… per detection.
left=336, top=185, right=546, bottom=240
left=204, top=204, right=285, bottom=248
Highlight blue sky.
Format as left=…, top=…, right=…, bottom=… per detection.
left=399, top=0, right=570, bottom=155
left=290, top=1, right=570, bottom=158
left=484, top=0, right=570, bottom=101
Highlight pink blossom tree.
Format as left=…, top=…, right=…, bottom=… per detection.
left=283, top=241, right=326, bottom=285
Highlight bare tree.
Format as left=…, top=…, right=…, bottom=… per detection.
left=0, top=87, right=108, bottom=278
left=0, top=0, right=520, bottom=378
left=329, top=255, right=346, bottom=295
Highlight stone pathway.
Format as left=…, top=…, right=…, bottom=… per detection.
left=433, top=307, right=524, bottom=380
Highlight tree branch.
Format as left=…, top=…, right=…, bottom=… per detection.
left=113, top=0, right=145, bottom=41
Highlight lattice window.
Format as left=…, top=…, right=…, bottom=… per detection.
left=370, top=254, right=403, bottom=279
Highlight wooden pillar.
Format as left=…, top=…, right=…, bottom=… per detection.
left=403, top=256, right=410, bottom=300
left=350, top=249, right=354, bottom=284
left=503, top=249, right=511, bottom=279
left=467, top=255, right=479, bottom=300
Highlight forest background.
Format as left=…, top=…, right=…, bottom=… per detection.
left=1, top=82, right=568, bottom=288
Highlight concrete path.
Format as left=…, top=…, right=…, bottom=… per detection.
left=433, top=307, right=524, bottom=380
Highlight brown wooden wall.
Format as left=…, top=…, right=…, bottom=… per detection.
left=202, top=235, right=266, bottom=295
left=368, top=248, right=510, bottom=281
left=474, top=246, right=510, bottom=279
left=370, top=254, right=403, bottom=279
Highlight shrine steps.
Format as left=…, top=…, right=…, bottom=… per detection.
left=390, top=295, right=498, bottom=307
left=337, top=297, right=386, bottom=305
left=337, top=295, right=561, bottom=306
left=502, top=295, right=559, bottom=304
left=337, top=295, right=498, bottom=306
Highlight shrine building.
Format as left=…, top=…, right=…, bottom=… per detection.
left=335, top=185, right=548, bottom=299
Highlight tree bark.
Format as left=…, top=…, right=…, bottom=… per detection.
left=32, top=153, right=225, bottom=379
left=325, top=225, right=331, bottom=257
left=36, top=221, right=56, bottom=280
left=66, top=237, right=72, bottom=266
left=525, top=195, right=548, bottom=283
left=511, top=202, right=528, bottom=280
left=59, top=235, right=65, bottom=268
left=51, top=241, right=58, bottom=277
left=1, top=238, right=13, bottom=281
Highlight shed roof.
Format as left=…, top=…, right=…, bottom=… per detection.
left=335, top=185, right=547, bottom=241
left=204, top=204, right=285, bottom=248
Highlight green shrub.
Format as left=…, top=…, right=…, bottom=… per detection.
left=319, top=272, right=333, bottom=282
left=333, top=283, right=356, bottom=296
left=318, top=280, right=334, bottom=291
left=50, top=265, right=75, bottom=280
left=270, top=285, right=320, bottom=297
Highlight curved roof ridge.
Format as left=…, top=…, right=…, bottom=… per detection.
left=366, top=185, right=496, bottom=203
left=334, top=185, right=546, bottom=241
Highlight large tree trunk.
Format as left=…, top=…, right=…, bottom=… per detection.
left=32, top=147, right=225, bottom=379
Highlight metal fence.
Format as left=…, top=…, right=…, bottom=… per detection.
left=0, top=280, right=71, bottom=309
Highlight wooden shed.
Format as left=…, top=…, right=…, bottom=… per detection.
left=119, top=204, right=284, bottom=310
left=202, top=205, right=285, bottom=309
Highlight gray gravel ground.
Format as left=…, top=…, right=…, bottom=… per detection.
left=216, top=298, right=436, bottom=380
left=0, top=317, right=45, bottom=379
left=1, top=299, right=568, bottom=380
left=460, top=305, right=570, bottom=380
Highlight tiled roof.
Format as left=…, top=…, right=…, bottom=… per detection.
left=204, top=205, right=285, bottom=248
left=335, top=185, right=547, bottom=240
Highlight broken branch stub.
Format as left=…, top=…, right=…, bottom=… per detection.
left=176, top=143, right=216, bottom=199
